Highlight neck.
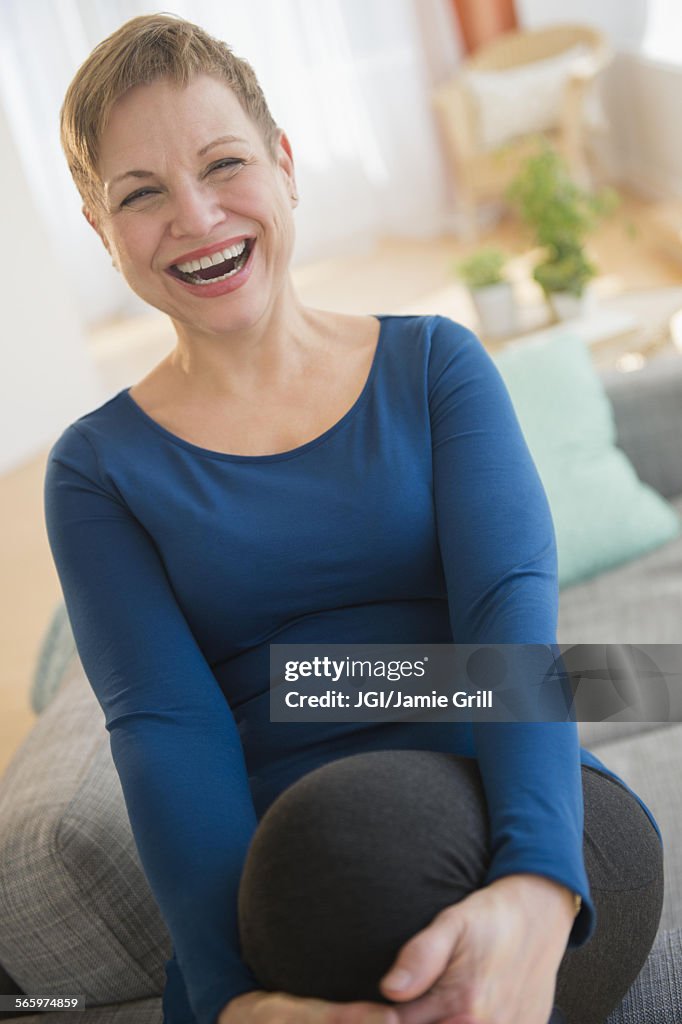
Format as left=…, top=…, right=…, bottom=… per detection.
left=167, top=277, right=330, bottom=398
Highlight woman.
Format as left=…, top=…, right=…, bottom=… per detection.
left=46, top=13, right=663, bottom=1024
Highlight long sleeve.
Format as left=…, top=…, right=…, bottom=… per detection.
left=44, top=424, right=260, bottom=1024
left=428, top=317, right=595, bottom=948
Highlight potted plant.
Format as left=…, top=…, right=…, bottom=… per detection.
left=507, top=145, right=619, bottom=319
left=532, top=244, right=597, bottom=320
left=456, top=247, right=517, bottom=338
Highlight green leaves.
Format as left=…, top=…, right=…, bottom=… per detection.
left=506, top=143, right=619, bottom=295
left=532, top=246, right=596, bottom=297
left=456, top=248, right=507, bottom=289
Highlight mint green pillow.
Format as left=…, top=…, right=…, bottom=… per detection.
left=493, top=333, right=681, bottom=588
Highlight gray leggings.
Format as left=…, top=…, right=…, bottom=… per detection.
left=237, top=751, right=664, bottom=1024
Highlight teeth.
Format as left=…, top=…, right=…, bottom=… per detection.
left=181, top=242, right=250, bottom=285
left=175, top=238, right=247, bottom=274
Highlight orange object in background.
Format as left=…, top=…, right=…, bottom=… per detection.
left=452, top=0, right=518, bottom=54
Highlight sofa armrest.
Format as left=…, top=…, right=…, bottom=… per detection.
left=601, top=355, right=682, bottom=500
left=0, top=663, right=170, bottom=1003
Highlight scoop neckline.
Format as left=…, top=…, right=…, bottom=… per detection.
left=119, top=314, right=387, bottom=463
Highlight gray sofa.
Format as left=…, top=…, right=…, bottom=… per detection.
left=1, top=355, right=682, bottom=1024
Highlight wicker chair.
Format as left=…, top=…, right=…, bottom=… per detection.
left=433, top=24, right=611, bottom=237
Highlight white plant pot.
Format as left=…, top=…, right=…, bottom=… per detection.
left=471, top=282, right=517, bottom=338
left=550, top=287, right=596, bottom=321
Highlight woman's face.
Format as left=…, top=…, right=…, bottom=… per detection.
left=92, top=74, right=297, bottom=337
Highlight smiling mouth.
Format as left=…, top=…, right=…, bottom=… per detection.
left=168, top=238, right=254, bottom=285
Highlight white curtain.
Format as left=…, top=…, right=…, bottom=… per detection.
left=0, top=0, right=459, bottom=328
left=641, top=0, right=682, bottom=63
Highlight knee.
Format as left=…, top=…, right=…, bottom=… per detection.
left=244, top=750, right=490, bottom=893
left=554, top=768, right=665, bottom=1024
left=581, top=766, right=664, bottom=893
left=580, top=765, right=664, bottom=962
left=237, top=750, right=492, bottom=1002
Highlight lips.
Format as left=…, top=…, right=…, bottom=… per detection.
left=164, top=235, right=257, bottom=298
left=168, top=238, right=254, bottom=284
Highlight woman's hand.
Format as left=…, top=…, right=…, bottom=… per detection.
left=378, top=874, right=576, bottom=1024
left=218, top=989, right=401, bottom=1024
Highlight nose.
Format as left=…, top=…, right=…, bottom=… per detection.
left=167, top=181, right=228, bottom=240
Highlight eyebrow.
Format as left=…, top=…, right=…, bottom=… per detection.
left=107, top=135, right=250, bottom=188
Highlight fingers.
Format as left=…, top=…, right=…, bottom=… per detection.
left=380, top=907, right=465, bottom=1003
left=278, top=993, right=400, bottom=1024
left=321, top=1002, right=400, bottom=1024
left=391, top=992, right=467, bottom=1024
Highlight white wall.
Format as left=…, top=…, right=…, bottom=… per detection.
left=516, top=0, right=648, bottom=49
left=0, top=95, right=104, bottom=476
left=599, top=52, right=682, bottom=199
left=517, top=0, right=682, bottom=199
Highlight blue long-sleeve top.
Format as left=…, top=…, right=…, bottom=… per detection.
left=44, top=314, right=660, bottom=1024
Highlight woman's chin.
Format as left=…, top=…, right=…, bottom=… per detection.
left=168, top=292, right=271, bottom=338
left=128, top=278, right=267, bottom=336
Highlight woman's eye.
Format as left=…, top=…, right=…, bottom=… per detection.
left=120, top=188, right=158, bottom=207
left=209, top=158, right=243, bottom=173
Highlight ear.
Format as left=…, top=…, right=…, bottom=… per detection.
left=276, top=131, right=298, bottom=206
left=82, top=204, right=111, bottom=256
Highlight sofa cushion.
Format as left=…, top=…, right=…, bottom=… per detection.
left=494, top=334, right=681, bottom=587
left=0, top=662, right=170, bottom=1004
left=30, top=601, right=76, bottom=715
left=558, top=494, right=682, bottom=643
left=606, top=928, right=682, bottom=1024
left=579, top=719, right=677, bottom=751
left=602, top=353, right=682, bottom=501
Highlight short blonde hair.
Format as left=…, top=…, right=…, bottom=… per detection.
left=60, top=12, right=280, bottom=213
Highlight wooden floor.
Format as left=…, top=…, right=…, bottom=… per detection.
left=1, top=191, right=681, bottom=778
